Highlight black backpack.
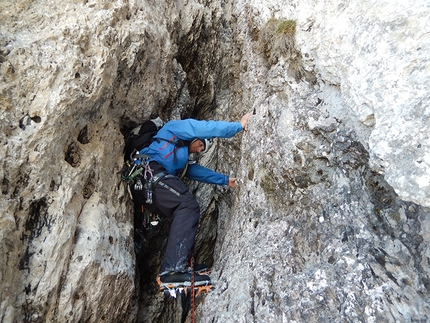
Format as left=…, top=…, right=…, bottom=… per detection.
left=123, top=117, right=164, bottom=163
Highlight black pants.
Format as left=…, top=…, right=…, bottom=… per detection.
left=132, top=162, right=200, bottom=273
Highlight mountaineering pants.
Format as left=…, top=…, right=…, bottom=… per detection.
left=133, top=162, right=201, bottom=273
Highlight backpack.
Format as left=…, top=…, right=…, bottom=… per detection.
left=123, top=117, right=189, bottom=164
left=121, top=116, right=189, bottom=192
left=123, top=117, right=164, bottom=162
left=121, top=117, right=164, bottom=188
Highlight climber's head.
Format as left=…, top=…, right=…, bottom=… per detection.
left=189, top=138, right=213, bottom=154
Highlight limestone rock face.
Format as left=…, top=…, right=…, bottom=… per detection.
left=1, top=0, right=429, bottom=322
left=199, top=0, right=430, bottom=322
left=0, top=0, right=184, bottom=322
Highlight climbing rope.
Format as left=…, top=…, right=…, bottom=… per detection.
left=191, top=257, right=195, bottom=323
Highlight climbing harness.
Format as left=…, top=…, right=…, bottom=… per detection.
left=122, top=151, right=183, bottom=203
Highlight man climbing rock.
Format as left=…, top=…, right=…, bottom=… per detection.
left=131, top=113, right=251, bottom=288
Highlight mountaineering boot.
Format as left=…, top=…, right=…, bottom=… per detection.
left=158, top=271, right=211, bottom=289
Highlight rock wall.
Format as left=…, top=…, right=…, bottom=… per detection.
left=1, top=0, right=429, bottom=322
left=199, top=0, right=430, bottom=322
left=0, top=0, right=186, bottom=322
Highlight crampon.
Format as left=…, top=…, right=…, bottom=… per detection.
left=157, top=276, right=214, bottom=297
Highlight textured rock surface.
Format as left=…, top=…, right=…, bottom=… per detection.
left=0, top=0, right=181, bottom=322
left=199, top=0, right=430, bottom=322
left=1, top=0, right=429, bottom=322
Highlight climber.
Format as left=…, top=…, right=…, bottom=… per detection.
left=131, top=113, right=251, bottom=288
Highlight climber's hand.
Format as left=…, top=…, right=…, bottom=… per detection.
left=240, top=113, right=251, bottom=130
left=228, top=178, right=236, bottom=188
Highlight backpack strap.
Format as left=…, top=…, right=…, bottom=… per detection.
left=154, top=137, right=189, bottom=147
left=154, top=137, right=190, bottom=163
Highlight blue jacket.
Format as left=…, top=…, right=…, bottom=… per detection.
left=139, top=119, right=243, bottom=185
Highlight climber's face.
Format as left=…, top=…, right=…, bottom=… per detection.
left=189, top=139, right=205, bottom=153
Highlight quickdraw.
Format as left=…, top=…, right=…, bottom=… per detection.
left=143, top=162, right=154, bottom=204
